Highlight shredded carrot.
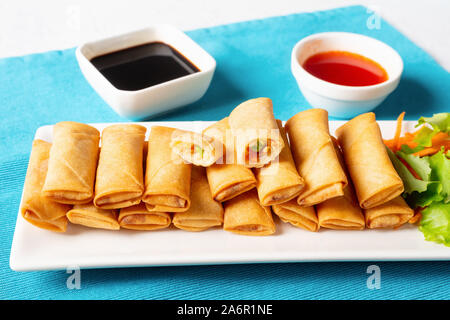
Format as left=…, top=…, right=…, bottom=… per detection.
left=413, top=147, right=439, bottom=157
left=384, top=113, right=449, bottom=156
left=384, top=141, right=394, bottom=150
left=383, top=113, right=422, bottom=152
left=393, top=111, right=405, bottom=151
left=399, top=158, right=421, bottom=180
left=413, top=143, right=450, bottom=157
left=384, top=133, right=419, bottom=152
left=383, top=112, right=449, bottom=219
left=431, top=132, right=449, bottom=144
left=409, top=211, right=422, bottom=224
left=412, top=132, right=450, bottom=157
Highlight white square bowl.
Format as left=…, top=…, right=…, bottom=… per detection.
left=76, top=25, right=216, bottom=119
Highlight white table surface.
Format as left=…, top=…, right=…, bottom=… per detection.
left=0, top=0, right=449, bottom=71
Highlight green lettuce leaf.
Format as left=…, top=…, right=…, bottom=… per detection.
left=399, top=144, right=423, bottom=154
left=407, top=182, right=443, bottom=208
left=386, top=147, right=429, bottom=194
left=419, top=202, right=450, bottom=247
left=416, top=113, right=450, bottom=133
left=429, top=149, right=450, bottom=203
left=394, top=113, right=450, bottom=247
left=413, top=126, right=435, bottom=147
left=396, top=150, right=431, bottom=181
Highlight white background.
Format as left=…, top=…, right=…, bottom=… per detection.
left=0, top=0, right=449, bottom=71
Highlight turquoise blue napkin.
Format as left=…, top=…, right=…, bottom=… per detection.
left=0, top=5, right=449, bottom=300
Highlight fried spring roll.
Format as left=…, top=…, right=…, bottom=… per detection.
left=316, top=192, right=365, bottom=230
left=20, top=140, right=71, bottom=232
left=272, top=199, right=318, bottom=232
left=66, top=203, right=119, bottom=230
left=286, top=109, right=347, bottom=206
left=94, top=124, right=146, bottom=209
left=118, top=203, right=171, bottom=230
left=206, top=165, right=256, bottom=202
left=23, top=214, right=68, bottom=233
left=255, top=120, right=305, bottom=206
left=42, top=121, right=100, bottom=204
left=143, top=126, right=192, bottom=212
left=223, top=190, right=275, bottom=236
left=173, top=167, right=223, bottom=231
left=229, top=98, right=284, bottom=168
left=203, top=118, right=256, bottom=202
left=364, top=196, right=414, bottom=229
left=316, top=139, right=365, bottom=230
left=171, top=129, right=223, bottom=167
left=336, top=113, right=404, bottom=209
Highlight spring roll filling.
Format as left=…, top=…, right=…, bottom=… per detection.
left=145, top=195, right=186, bottom=208
left=189, top=144, right=212, bottom=164
left=246, top=139, right=272, bottom=164
left=121, top=214, right=169, bottom=226
left=175, top=142, right=205, bottom=159
left=45, top=190, right=92, bottom=203
left=266, top=185, right=303, bottom=204
left=193, top=144, right=204, bottom=156
left=234, top=224, right=267, bottom=232
left=95, top=191, right=142, bottom=206
left=215, top=181, right=255, bottom=202
left=368, top=215, right=405, bottom=229
left=171, top=131, right=221, bottom=166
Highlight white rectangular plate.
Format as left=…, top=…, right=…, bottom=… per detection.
left=10, top=121, right=450, bottom=271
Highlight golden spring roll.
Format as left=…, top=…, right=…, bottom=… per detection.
left=272, top=199, right=318, bottom=232
left=228, top=98, right=284, bottom=168
left=206, top=164, right=256, bottom=202
left=336, top=112, right=404, bottom=209
left=255, top=120, right=305, bottom=206
left=203, top=118, right=256, bottom=202
left=143, top=126, right=192, bottom=212
left=20, top=140, right=71, bottom=232
left=316, top=190, right=365, bottom=230
left=118, top=202, right=171, bottom=230
left=67, top=203, right=119, bottom=230
left=42, top=121, right=100, bottom=204
left=286, top=109, right=347, bottom=206
left=316, top=138, right=365, bottom=230
left=223, top=190, right=275, bottom=236
left=94, top=124, right=146, bottom=209
left=364, top=196, right=414, bottom=229
left=173, top=166, right=224, bottom=231
left=170, top=129, right=223, bottom=167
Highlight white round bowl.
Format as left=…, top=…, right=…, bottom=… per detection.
left=291, top=32, right=403, bottom=118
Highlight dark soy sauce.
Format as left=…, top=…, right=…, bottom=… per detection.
left=90, top=42, right=200, bottom=91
